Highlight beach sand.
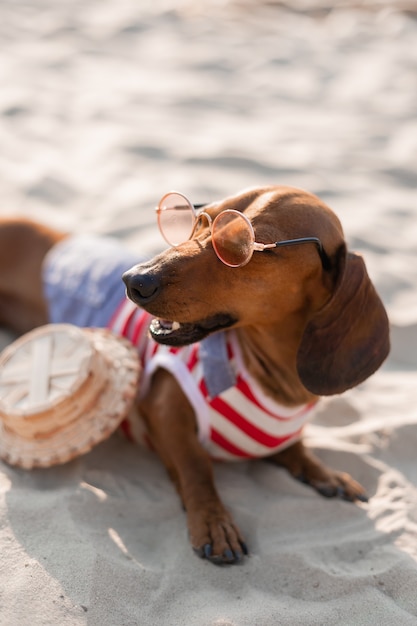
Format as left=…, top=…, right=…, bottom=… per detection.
left=1, top=1, right=417, bottom=624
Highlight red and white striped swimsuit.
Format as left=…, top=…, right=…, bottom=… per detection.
left=110, top=299, right=316, bottom=462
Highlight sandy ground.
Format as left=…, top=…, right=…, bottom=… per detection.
left=1, top=1, right=417, bottom=624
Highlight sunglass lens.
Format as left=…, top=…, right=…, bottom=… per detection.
left=158, top=193, right=194, bottom=246
left=212, top=211, right=253, bottom=267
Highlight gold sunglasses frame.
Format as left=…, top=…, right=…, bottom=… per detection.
left=156, top=191, right=331, bottom=270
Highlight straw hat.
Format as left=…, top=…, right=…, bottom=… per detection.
left=0, top=324, right=140, bottom=469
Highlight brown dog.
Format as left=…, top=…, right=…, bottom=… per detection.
left=0, top=186, right=389, bottom=564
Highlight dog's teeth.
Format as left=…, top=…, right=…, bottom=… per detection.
left=151, top=318, right=181, bottom=335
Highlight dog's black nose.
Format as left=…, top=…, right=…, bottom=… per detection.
left=122, top=268, right=160, bottom=305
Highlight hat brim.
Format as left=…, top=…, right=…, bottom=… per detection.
left=0, top=327, right=140, bottom=469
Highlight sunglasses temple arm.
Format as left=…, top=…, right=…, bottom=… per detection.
left=274, top=237, right=332, bottom=271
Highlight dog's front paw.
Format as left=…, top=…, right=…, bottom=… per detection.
left=297, top=469, right=369, bottom=503
left=188, top=508, right=248, bottom=565
left=270, top=441, right=369, bottom=503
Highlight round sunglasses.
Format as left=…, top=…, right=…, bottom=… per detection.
left=156, top=191, right=331, bottom=269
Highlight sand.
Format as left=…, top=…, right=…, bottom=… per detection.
left=1, top=1, right=417, bottom=624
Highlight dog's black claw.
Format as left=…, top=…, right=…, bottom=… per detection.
left=336, top=486, right=345, bottom=499
left=340, top=489, right=369, bottom=504
left=193, top=543, right=212, bottom=559
left=223, top=549, right=234, bottom=561
left=233, top=545, right=249, bottom=562
left=204, top=544, right=212, bottom=559
left=356, top=492, right=369, bottom=503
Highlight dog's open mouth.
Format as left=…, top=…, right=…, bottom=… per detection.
left=149, top=313, right=236, bottom=346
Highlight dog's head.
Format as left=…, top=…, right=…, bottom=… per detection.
left=123, top=186, right=389, bottom=397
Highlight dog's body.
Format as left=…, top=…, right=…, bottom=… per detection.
left=0, top=186, right=390, bottom=564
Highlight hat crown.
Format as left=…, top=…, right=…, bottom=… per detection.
left=0, top=325, right=108, bottom=439
left=0, top=324, right=140, bottom=468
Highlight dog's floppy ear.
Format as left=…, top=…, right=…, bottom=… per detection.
left=297, top=246, right=390, bottom=396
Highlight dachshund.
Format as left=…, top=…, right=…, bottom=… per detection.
left=0, top=186, right=390, bottom=564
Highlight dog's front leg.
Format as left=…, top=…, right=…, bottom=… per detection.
left=139, top=368, right=248, bottom=565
